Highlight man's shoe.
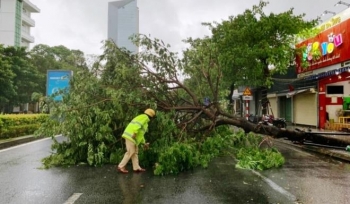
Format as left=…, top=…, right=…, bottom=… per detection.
left=117, top=166, right=129, bottom=174
left=134, top=168, right=146, bottom=173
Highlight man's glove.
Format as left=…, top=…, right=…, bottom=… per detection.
left=143, top=143, right=150, bottom=150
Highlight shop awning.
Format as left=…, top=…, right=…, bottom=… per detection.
left=286, top=89, right=308, bottom=98
left=276, top=88, right=315, bottom=98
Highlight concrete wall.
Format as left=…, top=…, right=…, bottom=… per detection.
left=0, top=0, right=38, bottom=47
left=0, top=0, right=16, bottom=46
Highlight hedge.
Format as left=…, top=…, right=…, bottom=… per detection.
left=0, top=114, right=49, bottom=139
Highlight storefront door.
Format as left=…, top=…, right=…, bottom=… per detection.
left=279, top=96, right=292, bottom=122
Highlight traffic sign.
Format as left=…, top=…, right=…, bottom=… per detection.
left=243, top=96, right=253, bottom=100
left=243, top=87, right=252, bottom=96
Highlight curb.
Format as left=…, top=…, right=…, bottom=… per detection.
left=0, top=135, right=45, bottom=150
left=275, top=139, right=350, bottom=163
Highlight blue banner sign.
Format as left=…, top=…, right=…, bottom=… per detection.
left=46, top=70, right=73, bottom=101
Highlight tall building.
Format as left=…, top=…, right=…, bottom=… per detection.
left=108, top=0, right=139, bottom=53
left=0, top=0, right=40, bottom=48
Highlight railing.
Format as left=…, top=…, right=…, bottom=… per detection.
left=21, top=32, right=34, bottom=43
left=338, top=116, right=350, bottom=124
left=22, top=14, right=35, bottom=27
left=327, top=122, right=350, bottom=131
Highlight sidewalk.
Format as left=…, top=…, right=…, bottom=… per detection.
left=0, top=135, right=44, bottom=150
left=275, top=138, right=350, bottom=162
left=284, top=124, right=350, bottom=162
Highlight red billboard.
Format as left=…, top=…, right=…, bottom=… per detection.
left=296, top=18, right=350, bottom=74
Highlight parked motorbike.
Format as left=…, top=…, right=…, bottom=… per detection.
left=262, top=114, right=287, bottom=128
left=248, top=114, right=287, bottom=128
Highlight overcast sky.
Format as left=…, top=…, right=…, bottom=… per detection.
left=30, top=0, right=348, bottom=56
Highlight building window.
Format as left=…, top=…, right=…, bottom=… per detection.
left=326, top=85, right=344, bottom=94
left=22, top=7, right=30, bottom=17
left=22, top=23, right=29, bottom=34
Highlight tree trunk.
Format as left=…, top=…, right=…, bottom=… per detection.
left=261, top=87, right=268, bottom=115
left=170, top=106, right=350, bottom=147
left=216, top=117, right=350, bottom=146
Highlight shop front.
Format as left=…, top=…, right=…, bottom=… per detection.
left=296, top=8, right=350, bottom=129
left=268, top=88, right=317, bottom=126
left=318, top=69, right=350, bottom=129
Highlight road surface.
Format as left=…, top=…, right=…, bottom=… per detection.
left=0, top=136, right=349, bottom=204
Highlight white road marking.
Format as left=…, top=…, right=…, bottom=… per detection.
left=251, top=170, right=297, bottom=201
left=0, top=135, right=63, bottom=153
left=233, top=153, right=297, bottom=201
left=63, top=193, right=83, bottom=204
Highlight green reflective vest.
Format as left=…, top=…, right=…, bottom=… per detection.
left=122, top=114, right=150, bottom=145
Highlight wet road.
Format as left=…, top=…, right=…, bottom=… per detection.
left=262, top=141, right=350, bottom=204
left=0, top=137, right=350, bottom=204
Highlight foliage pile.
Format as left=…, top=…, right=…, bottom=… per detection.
left=233, top=133, right=285, bottom=170
left=149, top=126, right=235, bottom=175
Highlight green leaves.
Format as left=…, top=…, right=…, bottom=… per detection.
left=154, top=142, right=200, bottom=175
left=152, top=127, right=228, bottom=175
left=36, top=39, right=159, bottom=168
left=206, top=0, right=317, bottom=87
left=235, top=147, right=285, bottom=170
left=233, top=132, right=285, bottom=170
left=151, top=128, right=285, bottom=175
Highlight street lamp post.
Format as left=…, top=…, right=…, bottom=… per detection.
left=334, top=1, right=350, bottom=7
left=321, top=10, right=337, bottom=16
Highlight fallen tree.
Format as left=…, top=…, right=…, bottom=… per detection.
left=129, top=35, right=341, bottom=146
left=35, top=2, right=349, bottom=173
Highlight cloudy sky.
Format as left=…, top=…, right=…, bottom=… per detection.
left=30, top=0, right=348, bottom=56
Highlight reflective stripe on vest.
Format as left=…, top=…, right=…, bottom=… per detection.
left=130, top=121, right=146, bottom=133
left=123, top=132, right=133, bottom=137
left=122, top=132, right=136, bottom=143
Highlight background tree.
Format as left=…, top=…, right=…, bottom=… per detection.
left=29, top=44, right=88, bottom=96
left=208, top=1, right=317, bottom=114
left=0, top=43, right=87, bottom=113
left=0, top=45, right=16, bottom=112
left=4, top=47, right=41, bottom=108
left=0, top=45, right=41, bottom=112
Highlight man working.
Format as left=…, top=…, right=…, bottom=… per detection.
left=117, top=108, right=156, bottom=173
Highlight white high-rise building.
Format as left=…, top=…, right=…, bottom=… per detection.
left=108, top=0, right=139, bottom=53
left=0, top=0, right=40, bottom=48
